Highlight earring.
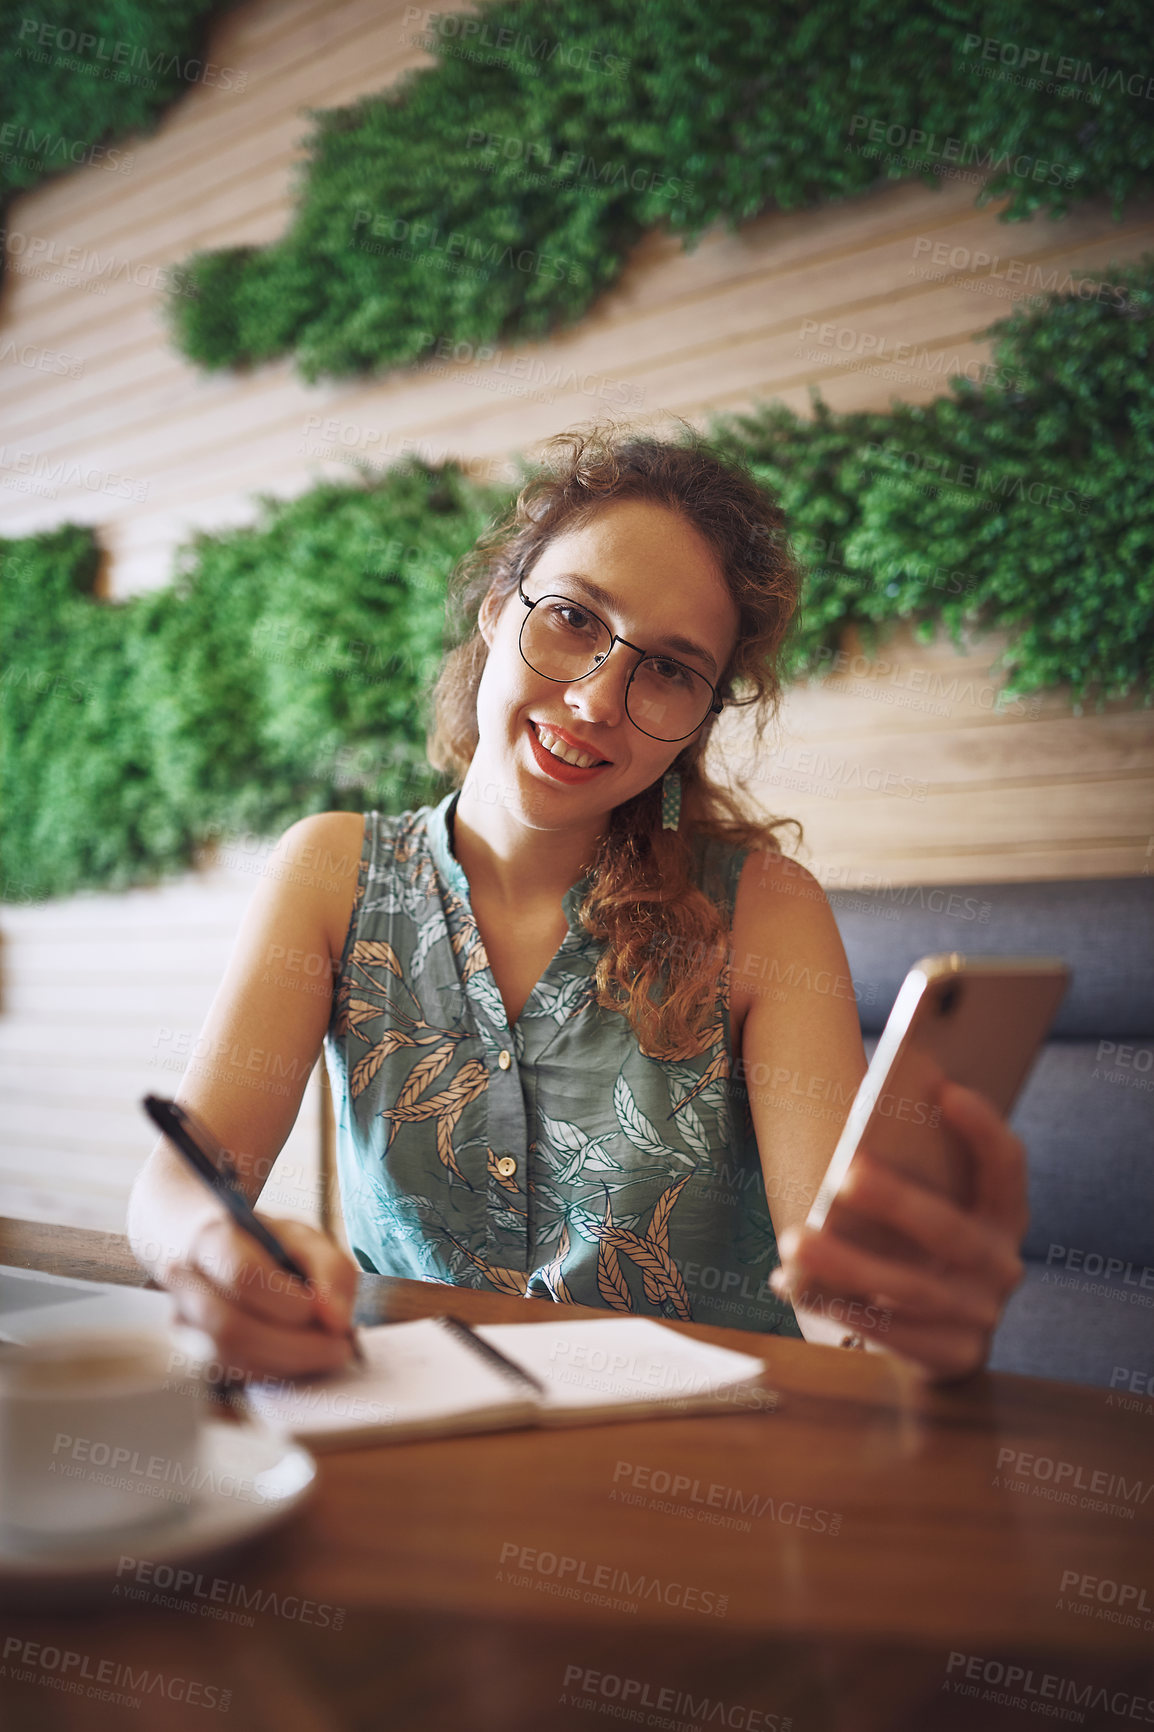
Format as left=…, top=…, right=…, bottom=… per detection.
left=660, top=768, right=682, bottom=831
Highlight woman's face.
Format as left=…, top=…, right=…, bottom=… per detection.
left=474, top=499, right=740, bottom=830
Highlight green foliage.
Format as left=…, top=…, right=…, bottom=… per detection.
left=168, top=0, right=1154, bottom=380
left=0, top=464, right=505, bottom=902
left=707, top=397, right=897, bottom=675
left=0, top=527, right=189, bottom=901
left=709, top=255, right=1154, bottom=702
left=3, top=266, right=1152, bottom=903
left=0, top=1, right=226, bottom=206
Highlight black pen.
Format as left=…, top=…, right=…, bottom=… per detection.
left=142, top=1094, right=364, bottom=1367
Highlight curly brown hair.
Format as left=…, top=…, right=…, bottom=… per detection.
left=427, top=420, right=804, bottom=1059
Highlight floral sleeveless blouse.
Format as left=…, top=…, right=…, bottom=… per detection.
left=323, top=790, right=801, bottom=1337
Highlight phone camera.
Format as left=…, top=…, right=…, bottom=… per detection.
left=937, top=980, right=962, bottom=1016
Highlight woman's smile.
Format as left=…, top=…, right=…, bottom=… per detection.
left=524, top=717, right=615, bottom=783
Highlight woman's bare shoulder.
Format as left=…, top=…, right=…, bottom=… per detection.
left=279, top=809, right=367, bottom=857
left=268, top=811, right=368, bottom=959
left=729, top=845, right=849, bottom=1040
left=733, top=844, right=832, bottom=930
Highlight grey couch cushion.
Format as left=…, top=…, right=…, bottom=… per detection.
left=829, top=878, right=1153, bottom=1038
left=1011, top=1043, right=1154, bottom=1265
left=837, top=881, right=1153, bottom=1387
left=988, top=1261, right=1154, bottom=1389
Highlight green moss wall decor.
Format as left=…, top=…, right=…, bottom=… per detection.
left=1, top=464, right=507, bottom=903
left=165, top=0, right=1154, bottom=381
left=0, top=1, right=230, bottom=210
left=3, top=264, right=1151, bottom=904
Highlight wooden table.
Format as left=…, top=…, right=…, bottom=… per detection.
left=1, top=1216, right=1151, bottom=1732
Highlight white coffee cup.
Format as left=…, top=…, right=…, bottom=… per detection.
left=0, top=1328, right=205, bottom=1550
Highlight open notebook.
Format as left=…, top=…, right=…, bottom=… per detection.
left=240, top=1317, right=776, bottom=1451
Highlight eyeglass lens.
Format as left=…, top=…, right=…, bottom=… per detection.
left=521, top=596, right=713, bottom=741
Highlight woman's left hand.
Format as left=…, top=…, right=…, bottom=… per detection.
left=769, top=1081, right=1029, bottom=1382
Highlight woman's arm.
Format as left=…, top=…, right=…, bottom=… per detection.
left=729, top=852, right=869, bottom=1337
left=734, top=852, right=1027, bottom=1381
left=126, top=810, right=365, bottom=1377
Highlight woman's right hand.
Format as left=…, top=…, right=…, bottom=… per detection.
left=163, top=1214, right=362, bottom=1382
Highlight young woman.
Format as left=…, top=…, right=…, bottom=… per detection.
left=127, top=427, right=1027, bottom=1384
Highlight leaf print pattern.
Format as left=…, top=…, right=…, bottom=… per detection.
left=537, top=1222, right=574, bottom=1305
left=596, top=1195, right=633, bottom=1313
left=327, top=800, right=802, bottom=1338
left=524, top=973, right=594, bottom=1026
left=351, top=938, right=403, bottom=979
left=663, top=1059, right=709, bottom=1100
left=445, top=1235, right=529, bottom=1298
left=671, top=1094, right=712, bottom=1160
left=351, top=1026, right=417, bottom=1097
left=614, top=1074, right=695, bottom=1167
left=447, top=906, right=487, bottom=979
left=537, top=1110, right=622, bottom=1184
left=642, top=1173, right=691, bottom=1304
left=394, top=1042, right=456, bottom=1115
left=649, top=1172, right=690, bottom=1252
left=393, top=821, right=418, bottom=867
left=345, top=997, right=384, bottom=1035
left=409, top=913, right=441, bottom=982
left=668, top=1048, right=730, bottom=1115
left=342, top=903, right=487, bottom=1184
left=585, top=1222, right=693, bottom=1320
left=461, top=941, right=490, bottom=983
left=582, top=1179, right=693, bottom=1320
left=612, top=1073, right=667, bottom=1157
left=465, top=967, right=510, bottom=1035
left=383, top=1057, right=489, bottom=1180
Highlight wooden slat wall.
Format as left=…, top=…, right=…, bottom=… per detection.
left=0, top=863, right=326, bottom=1234
left=2, top=0, right=1152, bottom=1227
left=718, top=626, right=1152, bottom=888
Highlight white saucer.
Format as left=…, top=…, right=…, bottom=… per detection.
left=0, top=1418, right=317, bottom=1584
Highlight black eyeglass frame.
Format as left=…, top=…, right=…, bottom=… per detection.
left=515, top=574, right=725, bottom=744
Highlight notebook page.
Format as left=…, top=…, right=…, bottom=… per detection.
left=242, top=1316, right=537, bottom=1448
left=473, top=1319, right=767, bottom=1413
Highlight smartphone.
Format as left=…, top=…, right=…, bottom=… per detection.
left=804, top=954, right=1069, bottom=1277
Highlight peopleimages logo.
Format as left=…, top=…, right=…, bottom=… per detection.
left=994, top=1444, right=1154, bottom=1519
left=0, top=1637, right=229, bottom=1713
left=0, top=342, right=83, bottom=379
left=402, top=7, right=629, bottom=77
left=1057, top=1570, right=1154, bottom=1635
left=960, top=33, right=1154, bottom=102
left=1046, top=1243, right=1154, bottom=1286
left=351, top=209, right=578, bottom=283
left=0, top=120, right=132, bottom=174
left=910, top=235, right=1130, bottom=306
left=944, top=1650, right=1154, bottom=1716
left=560, top=1664, right=791, bottom=1728
left=114, top=1555, right=346, bottom=1629
left=846, top=115, right=1080, bottom=187
left=611, top=1459, right=843, bottom=1536
left=15, top=18, right=247, bottom=89
left=0, top=445, right=146, bottom=499
left=864, top=440, right=1088, bottom=514
left=496, top=1541, right=728, bottom=1616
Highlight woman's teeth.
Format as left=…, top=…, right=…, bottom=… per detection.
left=533, top=723, right=605, bottom=769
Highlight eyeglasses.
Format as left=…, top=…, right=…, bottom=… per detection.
left=516, top=576, right=724, bottom=743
